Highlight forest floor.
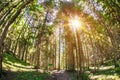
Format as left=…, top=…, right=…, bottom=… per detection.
left=2, top=53, right=120, bottom=80
left=89, top=66, right=120, bottom=80
left=2, top=53, right=50, bottom=80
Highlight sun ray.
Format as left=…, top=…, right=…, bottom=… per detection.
left=69, top=16, right=82, bottom=31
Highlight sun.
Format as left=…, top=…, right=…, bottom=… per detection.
left=70, top=19, right=81, bottom=28
left=69, top=16, right=82, bottom=30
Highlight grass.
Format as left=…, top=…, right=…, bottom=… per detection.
left=88, top=59, right=120, bottom=80
left=95, top=68, right=115, bottom=75
left=89, top=65, right=120, bottom=80
left=2, top=53, right=120, bottom=80
left=2, top=70, right=50, bottom=80
left=14, top=71, right=50, bottom=80
left=3, top=53, right=29, bottom=66
left=103, top=59, right=114, bottom=66
left=2, top=53, right=50, bottom=80
left=3, top=53, right=32, bottom=71
left=69, top=72, right=90, bottom=80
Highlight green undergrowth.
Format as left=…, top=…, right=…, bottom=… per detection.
left=2, top=70, right=50, bottom=80
left=78, top=73, right=89, bottom=80
left=2, top=52, right=32, bottom=71
left=103, top=59, right=114, bottom=66
left=2, top=53, right=50, bottom=80
left=89, top=59, right=120, bottom=80
left=3, top=53, right=29, bottom=66
left=14, top=71, right=50, bottom=80
left=67, top=70, right=89, bottom=80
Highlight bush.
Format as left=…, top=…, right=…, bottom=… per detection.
left=115, top=67, right=120, bottom=73
left=78, top=73, right=90, bottom=80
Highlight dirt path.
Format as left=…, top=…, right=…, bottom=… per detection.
left=2, top=70, right=71, bottom=80
left=47, top=70, right=77, bottom=80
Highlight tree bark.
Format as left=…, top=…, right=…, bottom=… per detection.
left=0, top=1, right=33, bottom=78
left=58, top=27, right=61, bottom=71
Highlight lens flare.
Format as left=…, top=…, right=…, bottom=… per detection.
left=69, top=17, right=82, bottom=30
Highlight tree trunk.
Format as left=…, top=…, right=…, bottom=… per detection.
left=0, top=1, right=33, bottom=77
left=76, top=30, right=84, bottom=73
left=24, top=45, right=28, bottom=63
left=58, top=27, right=61, bottom=71
left=21, top=45, right=26, bottom=61
left=36, top=39, right=41, bottom=69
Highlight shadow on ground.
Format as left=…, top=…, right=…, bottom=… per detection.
left=2, top=70, right=50, bottom=80
left=47, top=70, right=90, bottom=80
left=93, top=68, right=115, bottom=75
left=2, top=70, right=90, bottom=80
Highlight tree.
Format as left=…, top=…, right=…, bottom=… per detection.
left=0, top=0, right=33, bottom=78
